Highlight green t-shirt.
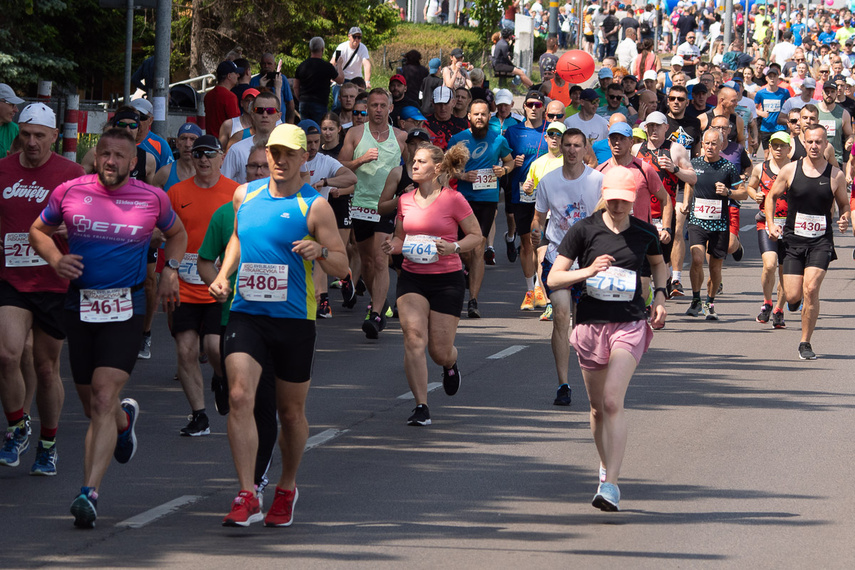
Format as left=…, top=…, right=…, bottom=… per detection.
left=197, top=202, right=235, bottom=326
left=0, top=122, right=19, bottom=158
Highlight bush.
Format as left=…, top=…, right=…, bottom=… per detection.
left=371, top=22, right=487, bottom=80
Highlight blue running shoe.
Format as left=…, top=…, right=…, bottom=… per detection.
left=30, top=440, right=58, bottom=476
left=114, top=398, right=139, bottom=464
left=0, top=425, right=30, bottom=467
left=592, top=482, right=620, bottom=512
left=71, top=487, right=98, bottom=528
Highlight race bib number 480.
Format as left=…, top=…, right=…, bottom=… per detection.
left=238, top=263, right=288, bottom=302
left=80, top=288, right=133, bottom=323
left=4, top=233, right=47, bottom=267
left=586, top=266, right=637, bottom=302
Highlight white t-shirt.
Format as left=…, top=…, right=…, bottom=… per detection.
left=221, top=136, right=255, bottom=184
left=335, top=41, right=370, bottom=81
left=676, top=42, right=701, bottom=62
left=535, top=165, right=604, bottom=262
left=305, top=153, right=344, bottom=200
left=616, top=38, right=638, bottom=69
left=564, top=113, right=609, bottom=143
left=770, top=42, right=796, bottom=67
left=781, top=97, right=820, bottom=116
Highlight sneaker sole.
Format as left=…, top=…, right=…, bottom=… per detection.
left=773, top=323, right=787, bottom=329
left=798, top=353, right=817, bottom=360
left=265, top=488, right=299, bottom=527
left=705, top=315, right=719, bottom=321
left=407, top=418, right=431, bottom=426
left=591, top=493, right=619, bottom=512
left=222, top=512, right=263, bottom=527
left=180, top=428, right=211, bottom=437
left=137, top=352, right=151, bottom=360
left=362, top=321, right=379, bottom=339
left=553, top=398, right=571, bottom=406
left=71, top=497, right=97, bottom=528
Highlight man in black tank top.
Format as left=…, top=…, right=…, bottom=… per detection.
left=764, top=124, right=851, bottom=360
left=698, top=87, right=745, bottom=146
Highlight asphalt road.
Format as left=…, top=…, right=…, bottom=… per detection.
left=3, top=201, right=855, bottom=569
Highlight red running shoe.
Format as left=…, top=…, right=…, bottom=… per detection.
left=222, top=490, right=262, bottom=527
left=264, top=486, right=299, bottom=527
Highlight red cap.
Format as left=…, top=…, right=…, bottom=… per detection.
left=242, top=88, right=260, bottom=100
left=390, top=74, right=407, bottom=86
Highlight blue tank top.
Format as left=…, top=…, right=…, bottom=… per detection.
left=163, top=162, right=181, bottom=192
left=230, top=178, right=320, bottom=320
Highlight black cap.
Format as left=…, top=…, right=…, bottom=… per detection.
left=450, top=48, right=464, bottom=58
left=524, top=90, right=545, bottom=102
left=406, top=128, right=431, bottom=143
left=192, top=135, right=222, bottom=152
left=692, top=82, right=709, bottom=95
left=579, top=88, right=599, bottom=101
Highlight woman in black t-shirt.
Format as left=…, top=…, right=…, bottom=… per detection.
left=547, top=166, right=668, bottom=513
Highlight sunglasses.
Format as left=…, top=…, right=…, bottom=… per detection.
left=668, top=96, right=686, bottom=102
left=246, top=162, right=269, bottom=170
left=546, top=131, right=562, bottom=138
left=192, top=150, right=219, bottom=159
left=115, top=121, right=138, bottom=129
left=138, top=114, right=150, bottom=121
left=525, top=101, right=544, bottom=109
left=352, top=110, right=368, bottom=116
left=546, top=113, right=564, bottom=120
left=254, top=107, right=278, bottom=115
left=352, top=35, right=362, bottom=39
left=820, top=70, right=830, bottom=73
left=789, top=118, right=800, bottom=123
left=608, top=95, right=623, bottom=100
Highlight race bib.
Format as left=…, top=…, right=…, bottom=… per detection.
left=402, top=234, right=440, bottom=264
left=178, top=253, right=204, bottom=285
left=652, top=218, right=663, bottom=231
left=519, top=182, right=536, bottom=203
left=762, top=99, right=781, bottom=113
left=693, top=198, right=723, bottom=220
left=238, top=263, right=288, bottom=302
left=350, top=205, right=381, bottom=222
left=773, top=216, right=787, bottom=227
left=794, top=212, right=826, bottom=238
left=586, top=266, right=637, bottom=302
left=819, top=119, right=837, bottom=137
left=80, top=288, right=133, bottom=323
left=4, top=233, right=47, bottom=267
left=472, top=168, right=497, bottom=191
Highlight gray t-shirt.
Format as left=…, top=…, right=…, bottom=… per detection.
left=535, top=165, right=604, bottom=262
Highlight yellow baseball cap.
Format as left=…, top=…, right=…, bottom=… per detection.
left=769, top=131, right=791, bottom=145
left=632, top=127, right=648, bottom=140
left=266, top=123, right=307, bottom=151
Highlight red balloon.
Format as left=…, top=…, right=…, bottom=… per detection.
left=556, top=50, right=596, bottom=84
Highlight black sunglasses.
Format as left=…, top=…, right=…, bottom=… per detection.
left=668, top=96, right=686, bottom=102
left=115, top=121, right=139, bottom=129
left=254, top=107, right=278, bottom=115
left=546, top=113, right=564, bottom=119
left=352, top=110, right=368, bottom=116
left=192, top=149, right=219, bottom=159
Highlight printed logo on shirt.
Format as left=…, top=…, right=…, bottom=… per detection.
left=2, top=180, right=50, bottom=203
left=668, top=126, right=694, bottom=150
left=470, top=141, right=490, bottom=160
left=72, top=214, right=145, bottom=240
left=559, top=201, right=587, bottom=231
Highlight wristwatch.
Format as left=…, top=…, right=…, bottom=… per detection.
left=453, top=242, right=461, bottom=254
left=317, top=246, right=329, bottom=261
left=165, top=259, right=180, bottom=271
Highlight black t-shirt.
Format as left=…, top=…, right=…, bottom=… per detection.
left=402, top=64, right=429, bottom=102
left=425, top=115, right=468, bottom=150
left=676, top=14, right=698, bottom=38
left=689, top=156, right=741, bottom=231
left=470, top=86, right=495, bottom=107
left=557, top=210, right=661, bottom=324
left=620, top=16, right=639, bottom=39
left=295, top=58, right=339, bottom=105
left=391, top=96, right=420, bottom=127
left=839, top=96, right=855, bottom=119
left=602, top=15, right=619, bottom=38
left=666, top=114, right=702, bottom=153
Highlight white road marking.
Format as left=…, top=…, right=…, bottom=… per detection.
left=740, top=224, right=755, bottom=232
left=487, top=345, right=528, bottom=359
left=397, top=382, right=442, bottom=399
left=116, top=495, right=202, bottom=529
left=304, top=428, right=348, bottom=451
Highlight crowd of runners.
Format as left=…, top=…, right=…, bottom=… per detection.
left=1, top=0, right=854, bottom=526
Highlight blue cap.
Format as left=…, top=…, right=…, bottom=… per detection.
left=298, top=119, right=321, bottom=135
left=177, top=123, right=203, bottom=138
left=598, top=67, right=614, bottom=79
left=429, top=58, right=441, bottom=73
left=400, top=106, right=427, bottom=121
left=608, top=122, right=633, bottom=137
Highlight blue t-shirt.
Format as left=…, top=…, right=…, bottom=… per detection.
left=754, top=87, right=790, bottom=133
left=791, top=23, right=806, bottom=46
left=249, top=73, right=294, bottom=103
left=819, top=31, right=836, bottom=45
left=592, top=139, right=612, bottom=165
left=489, top=114, right=522, bottom=134
left=448, top=129, right=512, bottom=202
left=504, top=121, right=549, bottom=204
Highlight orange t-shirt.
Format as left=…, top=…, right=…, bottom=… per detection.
left=168, top=174, right=237, bottom=303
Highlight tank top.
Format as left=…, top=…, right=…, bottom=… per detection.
left=704, top=110, right=738, bottom=143
left=785, top=159, right=834, bottom=240
left=131, top=147, right=148, bottom=183
left=163, top=161, right=181, bottom=192
left=352, top=125, right=402, bottom=212
left=230, top=115, right=248, bottom=138
left=817, top=104, right=845, bottom=162
left=230, top=178, right=321, bottom=320
left=791, top=136, right=807, bottom=161
left=633, top=52, right=656, bottom=78
left=637, top=141, right=678, bottom=219
left=546, top=79, right=571, bottom=106
left=755, top=160, right=788, bottom=230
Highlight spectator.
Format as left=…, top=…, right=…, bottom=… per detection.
left=248, top=53, right=296, bottom=123
left=294, top=37, right=344, bottom=125
left=331, top=27, right=372, bottom=88
left=602, top=6, right=620, bottom=59
left=401, top=50, right=429, bottom=103
left=492, top=28, right=534, bottom=87
left=0, top=84, right=24, bottom=157
left=129, top=98, right=175, bottom=170
left=443, top=48, right=471, bottom=89
left=231, top=58, right=254, bottom=101
left=539, top=37, right=560, bottom=77
left=424, top=0, right=441, bottom=23
left=389, top=74, right=419, bottom=125
left=420, top=57, right=444, bottom=115
left=617, top=27, right=639, bottom=69
left=469, top=68, right=496, bottom=112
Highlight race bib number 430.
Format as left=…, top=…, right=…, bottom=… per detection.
left=586, top=266, right=637, bottom=302
left=80, top=288, right=133, bottom=323
left=4, top=233, right=47, bottom=267
left=238, top=263, right=288, bottom=302
left=794, top=212, right=826, bottom=238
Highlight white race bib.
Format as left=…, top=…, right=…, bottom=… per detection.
left=519, top=182, right=536, bottom=203
left=472, top=168, right=497, bottom=191
left=80, top=288, right=133, bottom=323
left=773, top=216, right=787, bottom=227
left=402, top=234, right=440, bottom=264
left=819, top=119, right=837, bottom=137
left=794, top=212, right=826, bottom=238
left=350, top=205, right=381, bottom=222
left=693, top=198, right=723, bottom=220
left=763, top=99, right=781, bottom=113
left=586, top=266, right=637, bottom=302
left=652, top=217, right=663, bottom=231
left=4, top=233, right=47, bottom=267
left=178, top=253, right=204, bottom=285
left=238, top=263, right=288, bottom=302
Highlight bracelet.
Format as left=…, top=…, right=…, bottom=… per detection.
left=654, top=287, right=668, bottom=298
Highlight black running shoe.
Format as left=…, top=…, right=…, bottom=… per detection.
left=341, top=274, right=357, bottom=308
left=670, top=280, right=685, bottom=297
left=407, top=404, right=431, bottom=426
left=732, top=243, right=744, bottom=262
left=180, top=412, right=210, bottom=437
left=355, top=277, right=367, bottom=296
left=757, top=303, right=772, bottom=323
left=212, top=375, right=230, bottom=416
left=442, top=362, right=461, bottom=396
left=685, top=298, right=702, bottom=317
left=798, top=342, right=816, bottom=360
left=772, top=310, right=786, bottom=329
left=553, top=384, right=572, bottom=406
left=362, top=311, right=382, bottom=339
left=484, top=246, right=496, bottom=265
left=788, top=299, right=802, bottom=312
left=467, top=298, right=481, bottom=318
left=505, top=232, right=518, bottom=262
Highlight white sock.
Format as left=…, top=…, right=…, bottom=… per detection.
left=506, top=232, right=516, bottom=242
left=672, top=270, right=681, bottom=282
left=525, top=276, right=535, bottom=291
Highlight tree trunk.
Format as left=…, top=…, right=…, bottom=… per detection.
left=190, top=0, right=202, bottom=77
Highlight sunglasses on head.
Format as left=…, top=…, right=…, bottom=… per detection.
left=352, top=110, right=368, bottom=116
left=254, top=106, right=278, bottom=115
left=192, top=149, right=219, bottom=159
left=525, top=101, right=543, bottom=109
left=115, top=121, right=138, bottom=129
left=668, top=96, right=686, bottom=102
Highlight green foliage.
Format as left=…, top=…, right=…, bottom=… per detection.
left=464, top=0, right=504, bottom=48
left=374, top=22, right=486, bottom=74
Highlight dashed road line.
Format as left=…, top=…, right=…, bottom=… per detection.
left=487, top=345, right=528, bottom=359
left=116, top=495, right=203, bottom=529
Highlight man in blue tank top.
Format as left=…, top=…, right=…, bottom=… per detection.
left=210, top=124, right=349, bottom=528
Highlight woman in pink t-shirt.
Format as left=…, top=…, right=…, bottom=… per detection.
left=381, top=143, right=481, bottom=427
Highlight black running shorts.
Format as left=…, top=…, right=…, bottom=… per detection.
left=170, top=301, right=222, bottom=337
left=396, top=269, right=466, bottom=317
left=223, top=311, right=316, bottom=383
left=781, top=236, right=836, bottom=274
left=0, top=281, right=66, bottom=340
left=63, top=311, right=144, bottom=384
left=688, top=224, right=729, bottom=259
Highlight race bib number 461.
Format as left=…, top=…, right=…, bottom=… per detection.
left=238, top=263, right=288, bottom=302
left=4, top=233, right=47, bottom=267
left=80, top=288, right=133, bottom=323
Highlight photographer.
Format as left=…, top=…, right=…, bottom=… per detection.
left=249, top=52, right=296, bottom=123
